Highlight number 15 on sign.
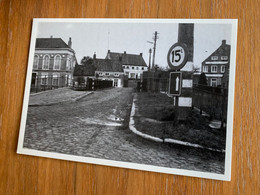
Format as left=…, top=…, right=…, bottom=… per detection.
left=167, top=42, right=188, bottom=71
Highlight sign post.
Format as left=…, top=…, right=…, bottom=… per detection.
left=167, top=42, right=189, bottom=119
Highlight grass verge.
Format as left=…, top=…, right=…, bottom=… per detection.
left=134, top=92, right=226, bottom=150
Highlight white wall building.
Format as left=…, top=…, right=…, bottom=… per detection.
left=106, top=50, right=148, bottom=79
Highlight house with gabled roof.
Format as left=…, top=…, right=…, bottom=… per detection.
left=106, top=50, right=148, bottom=79
left=201, top=40, right=230, bottom=87
left=31, top=36, right=77, bottom=91
left=73, top=54, right=125, bottom=88
left=94, top=57, right=125, bottom=87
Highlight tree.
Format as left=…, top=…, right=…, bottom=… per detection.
left=198, top=73, right=207, bottom=86
left=154, top=65, right=168, bottom=72
left=193, top=66, right=200, bottom=72
left=80, top=56, right=93, bottom=65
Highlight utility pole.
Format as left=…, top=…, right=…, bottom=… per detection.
left=108, top=31, right=110, bottom=50
left=148, top=48, right=152, bottom=71
left=152, top=31, right=159, bottom=70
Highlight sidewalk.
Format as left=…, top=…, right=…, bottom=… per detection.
left=129, top=92, right=226, bottom=152
left=29, top=88, right=93, bottom=106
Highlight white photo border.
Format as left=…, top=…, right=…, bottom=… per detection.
left=17, top=18, right=238, bottom=181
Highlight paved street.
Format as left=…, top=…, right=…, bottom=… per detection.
left=24, top=87, right=225, bottom=173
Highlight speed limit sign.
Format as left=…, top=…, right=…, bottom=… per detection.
left=167, top=42, right=188, bottom=70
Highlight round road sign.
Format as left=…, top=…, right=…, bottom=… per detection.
left=167, top=42, right=189, bottom=70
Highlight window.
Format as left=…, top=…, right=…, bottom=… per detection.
left=126, top=66, right=129, bottom=69
left=203, top=66, right=208, bottom=72
left=114, top=79, right=118, bottom=87
left=141, top=67, right=144, bottom=70
left=132, top=67, right=134, bottom=69
left=122, top=65, right=125, bottom=69
left=221, top=65, right=225, bottom=73
left=221, top=56, right=228, bottom=60
left=52, top=74, right=59, bottom=86
left=54, top=55, right=61, bottom=70
left=114, top=73, right=119, bottom=77
left=31, top=73, right=37, bottom=85
left=98, top=72, right=103, bottom=76
left=136, top=67, right=139, bottom=70
left=105, top=72, right=110, bottom=76
left=43, top=55, right=50, bottom=69
left=211, top=65, right=217, bottom=73
left=130, top=73, right=135, bottom=78
left=210, top=78, right=217, bottom=87
left=41, top=74, right=48, bottom=85
left=211, top=56, right=218, bottom=60
left=66, top=58, right=71, bottom=70
left=33, top=55, right=39, bottom=69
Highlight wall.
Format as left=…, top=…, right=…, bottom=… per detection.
left=0, top=0, right=259, bottom=194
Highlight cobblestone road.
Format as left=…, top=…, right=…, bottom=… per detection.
left=29, top=88, right=91, bottom=106
left=24, top=87, right=224, bottom=173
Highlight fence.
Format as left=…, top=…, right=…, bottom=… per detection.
left=30, top=75, right=72, bottom=93
left=142, top=77, right=169, bottom=93
left=192, top=84, right=228, bottom=121
left=142, top=71, right=228, bottom=122
left=72, top=78, right=113, bottom=91
left=142, top=70, right=170, bottom=93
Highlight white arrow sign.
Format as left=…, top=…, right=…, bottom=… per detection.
left=176, top=76, right=179, bottom=91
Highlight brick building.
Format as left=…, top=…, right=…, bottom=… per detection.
left=31, top=36, right=77, bottom=91
left=201, top=40, right=230, bottom=87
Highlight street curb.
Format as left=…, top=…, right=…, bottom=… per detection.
left=30, top=87, right=69, bottom=96
left=129, top=97, right=164, bottom=143
left=129, top=96, right=225, bottom=153
left=73, top=91, right=93, bottom=101
left=29, top=91, right=93, bottom=107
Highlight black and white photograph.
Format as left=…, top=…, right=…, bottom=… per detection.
left=17, top=19, right=237, bottom=181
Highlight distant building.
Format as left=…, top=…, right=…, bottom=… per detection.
left=32, top=36, right=77, bottom=91
left=94, top=56, right=125, bottom=87
left=201, top=40, right=230, bottom=87
left=106, top=50, right=148, bottom=79
left=73, top=54, right=125, bottom=88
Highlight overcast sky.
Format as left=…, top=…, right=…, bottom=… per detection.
left=36, top=21, right=232, bottom=69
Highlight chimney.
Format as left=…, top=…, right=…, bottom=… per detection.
left=50, top=35, right=53, bottom=38
left=140, top=53, right=143, bottom=57
left=68, top=37, right=72, bottom=48
left=107, top=50, right=111, bottom=59
left=124, top=51, right=126, bottom=55
left=222, top=40, right=226, bottom=45
left=93, top=52, right=96, bottom=60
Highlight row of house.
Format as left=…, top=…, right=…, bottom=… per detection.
left=73, top=51, right=148, bottom=88
left=31, top=36, right=148, bottom=91
left=31, top=36, right=230, bottom=92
